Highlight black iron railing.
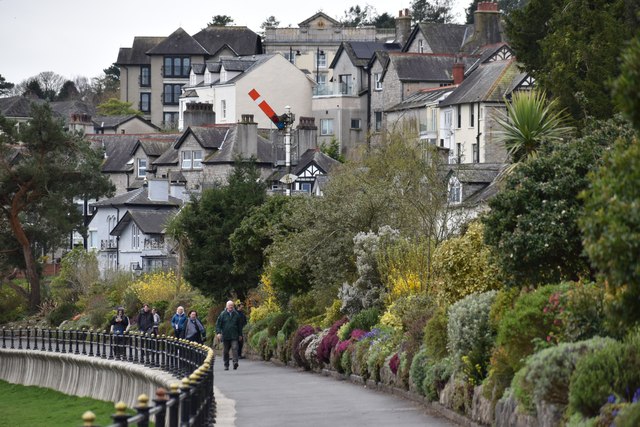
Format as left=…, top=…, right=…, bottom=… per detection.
left=0, top=327, right=215, bottom=426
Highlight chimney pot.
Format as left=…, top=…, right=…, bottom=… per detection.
left=453, top=62, right=465, bottom=85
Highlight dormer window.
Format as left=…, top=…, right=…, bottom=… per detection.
left=181, top=150, right=203, bottom=170
left=137, top=158, right=147, bottom=178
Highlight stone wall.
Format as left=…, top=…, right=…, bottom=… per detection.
left=0, top=349, right=176, bottom=407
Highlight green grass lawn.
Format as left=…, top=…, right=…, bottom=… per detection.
left=0, top=379, right=133, bottom=426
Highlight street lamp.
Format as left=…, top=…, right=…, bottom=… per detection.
left=316, top=47, right=325, bottom=84
left=289, top=46, right=300, bottom=64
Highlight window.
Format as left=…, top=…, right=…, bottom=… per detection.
left=418, top=39, right=424, bottom=53
left=298, top=182, right=312, bottom=193
left=140, top=93, right=150, bottom=113
left=338, top=74, right=352, bottom=94
left=320, top=119, right=334, bottom=135
left=457, top=143, right=462, bottom=163
left=448, top=177, right=462, bottom=204
left=131, top=223, right=140, bottom=249
left=89, top=230, right=98, bottom=249
left=375, top=111, right=383, bottom=131
left=163, top=112, right=178, bottom=129
left=181, top=151, right=192, bottom=169
left=163, top=84, right=182, bottom=105
left=107, top=215, right=117, bottom=232
left=163, top=56, right=190, bottom=77
left=221, top=100, right=227, bottom=119
left=428, top=107, right=437, bottom=131
left=317, top=51, right=326, bottom=69
left=473, top=143, right=479, bottom=163
left=374, top=73, right=382, bottom=91
left=350, top=118, right=361, bottom=129
left=469, top=104, right=475, bottom=127
left=137, top=158, right=147, bottom=178
left=140, top=65, right=150, bottom=87
left=457, top=105, right=462, bottom=128
left=181, top=150, right=203, bottom=170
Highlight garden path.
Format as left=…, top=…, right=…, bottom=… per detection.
left=213, top=356, right=456, bottom=427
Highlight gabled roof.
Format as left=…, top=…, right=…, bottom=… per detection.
left=116, top=37, right=164, bottom=65
left=92, top=186, right=182, bottom=208
left=439, top=58, right=520, bottom=106
left=191, top=63, right=206, bottom=75
left=330, top=41, right=401, bottom=68
left=89, top=134, right=140, bottom=173
left=384, top=53, right=475, bottom=83
left=136, top=137, right=177, bottom=157
left=206, top=62, right=222, bottom=73
left=387, top=86, right=456, bottom=112
left=192, top=26, right=262, bottom=57
left=146, top=27, right=208, bottom=55
left=174, top=125, right=232, bottom=150
left=298, top=12, right=340, bottom=27
left=110, top=209, right=178, bottom=236
left=292, top=149, right=341, bottom=175
left=0, top=96, right=41, bottom=118
left=92, top=115, right=159, bottom=131
left=204, top=126, right=273, bottom=164
left=403, top=23, right=471, bottom=54
left=51, top=100, right=96, bottom=118
left=221, top=58, right=257, bottom=72
left=445, top=163, right=508, bottom=206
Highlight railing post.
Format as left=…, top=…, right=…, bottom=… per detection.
left=75, top=329, right=81, bottom=354
left=108, top=332, right=114, bottom=360
left=25, top=327, right=31, bottom=350
left=126, top=331, right=133, bottom=362
left=80, top=410, right=97, bottom=427
left=134, top=394, right=150, bottom=427
left=10, top=328, right=15, bottom=349
left=1, top=327, right=5, bottom=349
left=47, top=328, right=53, bottom=352
left=153, top=388, right=168, bottom=427
left=168, top=383, right=180, bottom=427
left=180, top=377, right=191, bottom=426
left=88, top=329, right=94, bottom=357
left=111, top=401, right=129, bottom=427
left=61, top=328, right=67, bottom=353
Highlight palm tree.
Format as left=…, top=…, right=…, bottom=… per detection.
left=496, top=90, right=573, bottom=168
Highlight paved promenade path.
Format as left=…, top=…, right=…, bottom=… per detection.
left=213, top=356, right=457, bottom=427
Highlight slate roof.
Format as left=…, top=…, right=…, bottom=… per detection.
left=51, top=100, right=95, bottom=118
left=192, top=63, right=206, bottom=74
left=137, top=136, right=177, bottom=156
left=192, top=26, right=262, bottom=57
left=110, top=209, right=178, bottom=236
left=92, top=187, right=182, bottom=208
left=204, top=126, right=273, bottom=164
left=221, top=58, right=258, bottom=72
left=146, top=28, right=208, bottom=55
left=92, top=115, right=159, bottom=131
left=439, top=58, right=519, bottom=106
left=387, top=86, right=456, bottom=112
left=292, top=149, right=341, bottom=175
left=116, top=37, right=164, bottom=65
left=88, top=134, right=176, bottom=173
left=331, top=41, right=401, bottom=68
left=384, top=53, right=476, bottom=83
left=175, top=125, right=232, bottom=150
left=0, top=96, right=41, bottom=118
left=447, top=163, right=508, bottom=206
left=206, top=62, right=222, bottom=73
left=404, top=23, right=471, bottom=54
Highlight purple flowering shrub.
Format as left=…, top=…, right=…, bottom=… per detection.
left=292, top=325, right=318, bottom=368
left=318, top=317, right=348, bottom=364
left=331, top=329, right=368, bottom=373
left=389, top=352, right=400, bottom=375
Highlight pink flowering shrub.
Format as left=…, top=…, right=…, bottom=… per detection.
left=389, top=352, right=400, bottom=375
left=318, top=317, right=348, bottom=364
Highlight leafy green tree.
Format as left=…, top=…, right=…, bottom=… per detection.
left=0, top=104, right=114, bottom=311
left=411, top=0, right=454, bottom=23
left=56, top=80, right=80, bottom=101
left=506, top=0, right=639, bottom=122
left=465, top=0, right=526, bottom=23
left=207, top=15, right=235, bottom=26
left=175, top=160, right=266, bottom=301
left=372, top=13, right=395, bottom=28
left=24, top=79, right=45, bottom=99
left=0, top=74, right=14, bottom=96
left=483, top=118, right=633, bottom=288
left=96, top=98, right=142, bottom=116
left=260, top=16, right=279, bottom=29
left=341, top=5, right=375, bottom=26
left=320, top=138, right=345, bottom=162
left=495, top=90, right=573, bottom=167
left=613, top=35, right=640, bottom=130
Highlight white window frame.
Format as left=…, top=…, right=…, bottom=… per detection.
left=131, top=223, right=141, bottom=249
left=374, top=73, right=382, bottom=91
left=448, top=176, right=462, bottom=204
left=181, top=151, right=192, bottom=169
left=193, top=150, right=203, bottom=169
left=137, top=158, right=147, bottom=178
left=221, top=100, right=227, bottom=119
left=320, top=119, right=334, bottom=136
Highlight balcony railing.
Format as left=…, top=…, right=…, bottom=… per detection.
left=1, top=326, right=215, bottom=426
left=313, top=82, right=356, bottom=97
left=101, top=239, right=117, bottom=250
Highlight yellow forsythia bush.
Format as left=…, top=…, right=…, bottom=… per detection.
left=249, top=272, right=281, bottom=324
left=129, top=270, right=188, bottom=304
left=430, top=221, right=502, bottom=305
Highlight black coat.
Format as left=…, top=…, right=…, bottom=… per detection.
left=137, top=310, right=154, bottom=333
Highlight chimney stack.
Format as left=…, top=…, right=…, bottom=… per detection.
left=453, top=61, right=465, bottom=85
left=395, top=9, right=412, bottom=47
left=147, top=179, right=169, bottom=202
left=472, top=2, right=503, bottom=47
left=235, top=114, right=258, bottom=158
left=297, top=116, right=318, bottom=154
left=183, top=102, right=215, bottom=127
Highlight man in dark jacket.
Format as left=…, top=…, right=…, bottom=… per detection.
left=216, top=300, right=243, bottom=370
left=137, top=303, right=154, bottom=334
left=236, top=302, right=248, bottom=359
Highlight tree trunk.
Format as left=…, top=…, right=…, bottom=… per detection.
left=9, top=211, right=41, bottom=311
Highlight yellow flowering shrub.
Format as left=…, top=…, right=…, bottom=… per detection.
left=249, top=272, right=281, bottom=324
left=379, top=310, right=403, bottom=332
left=129, top=270, right=188, bottom=304
left=377, top=237, right=432, bottom=303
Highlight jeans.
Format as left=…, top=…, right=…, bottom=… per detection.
left=222, top=339, right=239, bottom=367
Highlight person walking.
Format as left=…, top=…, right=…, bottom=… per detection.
left=236, top=302, right=248, bottom=359
left=151, top=308, right=161, bottom=335
left=216, top=300, right=243, bottom=371
left=109, top=307, right=130, bottom=358
left=171, top=306, right=187, bottom=338
left=185, top=310, right=206, bottom=344
left=136, top=303, right=154, bottom=334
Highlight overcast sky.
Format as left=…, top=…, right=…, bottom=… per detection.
left=0, top=0, right=468, bottom=86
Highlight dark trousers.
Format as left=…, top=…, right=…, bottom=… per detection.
left=222, top=339, right=239, bottom=367
left=238, top=335, right=244, bottom=357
